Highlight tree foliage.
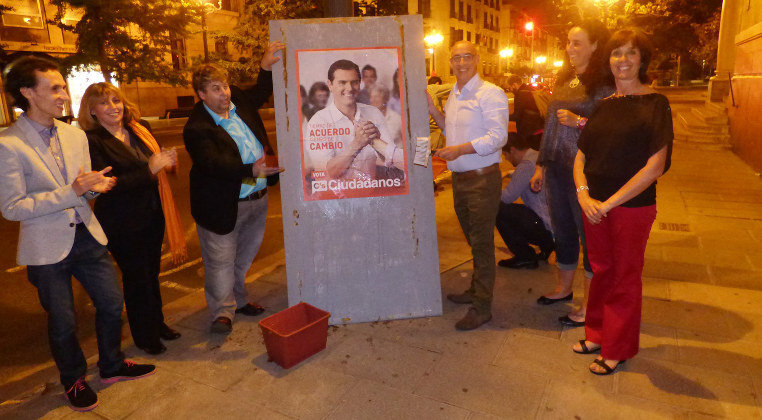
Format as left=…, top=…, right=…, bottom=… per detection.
left=50, top=0, right=198, bottom=85
left=354, top=0, right=408, bottom=16
left=214, top=0, right=322, bottom=85
left=626, top=0, right=721, bottom=77
left=514, top=0, right=722, bottom=79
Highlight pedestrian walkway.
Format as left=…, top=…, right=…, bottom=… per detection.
left=3, top=101, right=762, bottom=419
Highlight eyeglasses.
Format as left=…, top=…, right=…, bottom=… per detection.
left=449, top=54, right=475, bottom=63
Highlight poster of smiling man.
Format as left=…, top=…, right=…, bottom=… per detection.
left=297, top=47, right=408, bottom=201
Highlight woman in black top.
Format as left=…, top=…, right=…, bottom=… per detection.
left=571, top=29, right=673, bottom=375
left=78, top=83, right=186, bottom=355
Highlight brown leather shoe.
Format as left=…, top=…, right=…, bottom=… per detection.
left=455, top=308, right=492, bottom=330
left=446, top=292, right=474, bottom=304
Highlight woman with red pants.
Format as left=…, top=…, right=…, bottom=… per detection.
left=571, top=28, right=673, bottom=375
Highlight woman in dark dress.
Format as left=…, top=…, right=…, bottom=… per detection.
left=571, top=29, right=673, bottom=374
left=530, top=20, right=613, bottom=327
left=78, top=83, right=186, bottom=355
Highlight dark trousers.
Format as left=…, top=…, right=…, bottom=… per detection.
left=27, top=224, right=125, bottom=388
left=544, top=162, right=592, bottom=274
left=452, top=164, right=502, bottom=314
left=106, top=211, right=166, bottom=348
left=495, top=203, right=554, bottom=260
left=584, top=205, right=656, bottom=360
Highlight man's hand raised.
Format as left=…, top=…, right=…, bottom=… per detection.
left=260, top=41, right=285, bottom=71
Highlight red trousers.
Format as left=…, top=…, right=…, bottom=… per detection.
left=583, top=205, right=656, bottom=360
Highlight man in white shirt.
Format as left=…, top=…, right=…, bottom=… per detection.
left=428, top=41, right=509, bottom=330
left=305, top=59, right=394, bottom=181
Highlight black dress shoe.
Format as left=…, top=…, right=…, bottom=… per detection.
left=536, top=292, right=573, bottom=305
left=537, top=248, right=554, bottom=261
left=160, top=323, right=181, bottom=341
left=446, top=292, right=474, bottom=304
left=211, top=316, right=232, bottom=334
left=498, top=257, right=539, bottom=269
left=235, top=303, right=265, bottom=316
left=558, top=315, right=585, bottom=327
left=138, top=343, right=167, bottom=355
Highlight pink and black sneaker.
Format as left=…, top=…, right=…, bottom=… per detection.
left=65, top=377, right=98, bottom=412
left=100, top=360, right=156, bottom=384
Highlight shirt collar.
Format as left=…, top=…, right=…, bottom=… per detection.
left=21, top=112, right=57, bottom=138
left=203, top=102, right=237, bottom=126
left=454, top=74, right=482, bottom=95
left=326, top=101, right=361, bottom=123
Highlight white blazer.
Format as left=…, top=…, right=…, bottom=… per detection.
left=0, top=116, right=108, bottom=266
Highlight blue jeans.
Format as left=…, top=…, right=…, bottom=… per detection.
left=544, top=163, right=592, bottom=275
left=27, top=224, right=124, bottom=388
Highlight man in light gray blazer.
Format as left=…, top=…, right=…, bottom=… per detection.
left=0, top=57, right=155, bottom=412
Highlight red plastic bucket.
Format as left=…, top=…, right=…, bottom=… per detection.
left=258, top=302, right=331, bottom=369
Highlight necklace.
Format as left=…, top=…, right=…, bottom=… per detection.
left=569, top=75, right=580, bottom=88
left=613, top=86, right=651, bottom=97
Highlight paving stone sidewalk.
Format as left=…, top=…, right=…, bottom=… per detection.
left=4, top=103, right=762, bottom=419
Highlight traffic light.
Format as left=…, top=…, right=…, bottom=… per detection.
left=524, top=21, right=534, bottom=33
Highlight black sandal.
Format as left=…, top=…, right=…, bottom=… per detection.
left=573, top=339, right=601, bottom=354
left=589, top=358, right=626, bottom=375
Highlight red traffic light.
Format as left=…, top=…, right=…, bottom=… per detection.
left=524, top=21, right=534, bottom=32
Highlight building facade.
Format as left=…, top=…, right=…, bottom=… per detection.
left=711, top=0, right=762, bottom=171
left=1, top=0, right=562, bottom=124
left=409, top=0, right=561, bottom=84
left=0, top=0, right=243, bottom=124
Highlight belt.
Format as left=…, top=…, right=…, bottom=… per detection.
left=238, top=189, right=267, bottom=202
left=452, top=163, right=500, bottom=181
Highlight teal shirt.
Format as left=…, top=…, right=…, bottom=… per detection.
left=204, top=102, right=266, bottom=198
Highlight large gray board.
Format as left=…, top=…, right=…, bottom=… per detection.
left=269, top=15, right=442, bottom=324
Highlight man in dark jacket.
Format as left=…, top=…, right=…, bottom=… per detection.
left=507, top=74, right=544, bottom=150
left=183, top=42, right=284, bottom=334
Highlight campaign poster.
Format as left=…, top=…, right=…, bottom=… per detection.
left=297, top=47, right=409, bottom=201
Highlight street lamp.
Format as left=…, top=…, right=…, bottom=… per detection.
left=524, top=21, right=535, bottom=68
left=499, top=48, right=513, bottom=74
left=182, top=0, right=222, bottom=62
left=424, top=32, right=444, bottom=76
left=201, top=0, right=223, bottom=62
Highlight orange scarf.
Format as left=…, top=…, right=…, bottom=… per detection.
left=128, top=120, right=188, bottom=264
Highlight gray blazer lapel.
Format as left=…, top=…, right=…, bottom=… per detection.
left=16, top=117, right=66, bottom=186
left=55, top=120, right=82, bottom=184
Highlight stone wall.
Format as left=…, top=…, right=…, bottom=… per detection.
left=729, top=21, right=762, bottom=172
